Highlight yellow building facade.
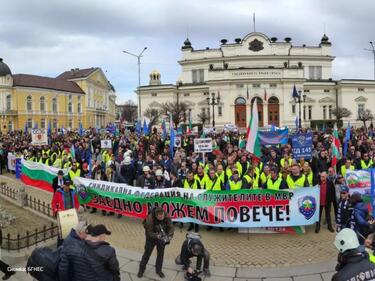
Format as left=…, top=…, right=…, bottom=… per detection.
left=0, top=59, right=116, bottom=132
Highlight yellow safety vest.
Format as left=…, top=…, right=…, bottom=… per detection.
left=260, top=172, right=270, bottom=185
left=280, top=158, right=292, bottom=168
left=216, top=172, right=226, bottom=185
left=340, top=165, right=354, bottom=177
left=370, top=253, right=375, bottom=264
left=53, top=158, right=62, bottom=169
left=184, top=179, right=199, bottom=190
left=194, top=174, right=208, bottom=189
left=63, top=161, right=72, bottom=169
left=266, top=177, right=282, bottom=191
left=361, top=160, right=373, bottom=170
left=228, top=179, right=242, bottom=191
left=205, top=177, right=222, bottom=191
left=68, top=169, right=81, bottom=182
left=243, top=174, right=256, bottom=189
left=235, top=162, right=243, bottom=177
left=306, top=172, right=314, bottom=186
left=286, top=174, right=306, bottom=189
left=226, top=168, right=233, bottom=179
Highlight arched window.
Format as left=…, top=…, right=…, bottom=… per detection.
left=6, top=95, right=11, bottom=110
left=40, top=96, right=45, bottom=112
left=52, top=98, right=57, bottom=113
left=235, top=97, right=247, bottom=105
left=27, top=96, right=32, bottom=111
left=268, top=96, right=279, bottom=104
left=68, top=102, right=72, bottom=113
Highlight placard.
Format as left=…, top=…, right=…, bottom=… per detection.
left=101, top=139, right=112, bottom=149
left=31, top=128, right=48, bottom=145
left=292, top=132, right=313, bottom=160
left=194, top=138, right=213, bottom=153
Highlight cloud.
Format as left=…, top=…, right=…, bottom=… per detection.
left=0, top=0, right=374, bottom=102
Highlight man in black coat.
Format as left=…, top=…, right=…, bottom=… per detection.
left=58, top=224, right=120, bottom=281
left=316, top=172, right=337, bottom=233
left=138, top=207, right=174, bottom=278
left=0, top=228, right=15, bottom=280
left=52, top=170, right=67, bottom=193
left=332, top=228, right=375, bottom=281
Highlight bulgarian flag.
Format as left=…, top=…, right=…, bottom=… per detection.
left=331, top=125, right=341, bottom=168
left=20, top=159, right=68, bottom=192
left=187, top=115, right=192, bottom=134
left=246, top=99, right=261, bottom=160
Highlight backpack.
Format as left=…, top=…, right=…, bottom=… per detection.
left=186, top=232, right=201, bottom=249
left=26, top=246, right=61, bottom=281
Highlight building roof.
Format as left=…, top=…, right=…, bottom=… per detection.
left=0, top=58, right=12, bottom=76
left=56, top=67, right=98, bottom=80
left=12, top=74, right=85, bottom=94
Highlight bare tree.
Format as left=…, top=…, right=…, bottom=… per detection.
left=197, top=111, right=209, bottom=126
left=332, top=107, right=352, bottom=121
left=121, top=100, right=138, bottom=123
left=159, top=101, right=189, bottom=126
left=144, top=107, right=160, bottom=127
left=358, top=109, right=374, bottom=129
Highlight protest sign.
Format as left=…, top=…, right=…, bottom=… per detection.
left=74, top=177, right=319, bottom=228
left=31, top=128, right=48, bottom=145
left=174, top=136, right=181, bottom=147
left=345, top=170, right=371, bottom=195
left=258, top=129, right=288, bottom=146
left=292, top=132, right=313, bottom=160
left=194, top=138, right=213, bottom=153
left=7, top=152, right=16, bottom=171
left=101, top=139, right=112, bottom=149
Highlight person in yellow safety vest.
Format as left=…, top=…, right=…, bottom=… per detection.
left=205, top=169, right=224, bottom=191
left=53, top=156, right=62, bottom=169
left=280, top=153, right=293, bottom=168
left=184, top=171, right=201, bottom=190
left=242, top=167, right=257, bottom=189
left=237, top=155, right=250, bottom=176
left=361, top=153, right=374, bottom=169
left=62, top=155, right=72, bottom=169
left=302, top=162, right=315, bottom=186
left=365, top=234, right=375, bottom=264
left=259, top=165, right=271, bottom=186
left=340, top=159, right=355, bottom=177
left=286, top=164, right=309, bottom=189
left=194, top=165, right=208, bottom=189
left=225, top=159, right=238, bottom=179
left=68, top=164, right=81, bottom=184
left=225, top=170, right=242, bottom=191
left=216, top=164, right=228, bottom=186
left=263, top=166, right=288, bottom=190
left=252, top=159, right=263, bottom=178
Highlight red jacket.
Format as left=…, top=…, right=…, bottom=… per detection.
left=51, top=188, right=80, bottom=216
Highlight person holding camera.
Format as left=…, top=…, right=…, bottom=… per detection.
left=175, top=233, right=211, bottom=277
left=138, top=207, right=174, bottom=278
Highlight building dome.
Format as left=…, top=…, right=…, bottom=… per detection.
left=0, top=58, right=12, bottom=76
left=182, top=38, right=193, bottom=50
left=149, top=70, right=161, bottom=85
left=320, top=34, right=331, bottom=46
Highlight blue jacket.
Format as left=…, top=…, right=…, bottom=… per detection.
left=353, top=202, right=369, bottom=237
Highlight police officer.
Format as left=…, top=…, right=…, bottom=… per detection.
left=286, top=164, right=309, bottom=189
left=264, top=167, right=288, bottom=190
left=184, top=171, right=200, bottom=232
left=332, top=228, right=375, bottom=281
left=138, top=207, right=174, bottom=279
left=225, top=169, right=242, bottom=191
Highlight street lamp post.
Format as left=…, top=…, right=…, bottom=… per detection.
left=294, top=90, right=306, bottom=129
left=122, top=47, right=148, bottom=119
left=206, top=92, right=220, bottom=128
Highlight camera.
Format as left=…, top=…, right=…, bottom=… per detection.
left=159, top=225, right=171, bottom=246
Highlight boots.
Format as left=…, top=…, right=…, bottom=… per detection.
left=315, top=222, right=320, bottom=233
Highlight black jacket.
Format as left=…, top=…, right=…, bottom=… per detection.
left=170, top=178, right=183, bottom=188
left=180, top=239, right=204, bottom=269
left=332, top=251, right=375, bottom=281
left=59, top=232, right=120, bottom=281
left=52, top=176, right=68, bottom=193
left=120, top=164, right=135, bottom=185
left=318, top=178, right=336, bottom=204
left=143, top=210, right=174, bottom=242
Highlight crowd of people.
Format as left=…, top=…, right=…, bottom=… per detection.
left=1, top=124, right=375, bottom=280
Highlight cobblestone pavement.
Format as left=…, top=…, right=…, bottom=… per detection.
left=1, top=175, right=338, bottom=268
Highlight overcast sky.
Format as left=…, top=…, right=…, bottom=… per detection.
left=0, top=0, right=374, bottom=103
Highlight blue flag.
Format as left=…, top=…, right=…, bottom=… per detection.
left=148, top=122, right=152, bottom=135
left=136, top=120, right=142, bottom=136
left=47, top=120, right=52, bottom=136
left=170, top=115, right=175, bottom=158
left=24, top=122, right=28, bottom=135
left=343, top=122, right=351, bottom=157
left=162, top=119, right=167, bottom=140
left=292, top=85, right=299, bottom=98
left=79, top=122, right=84, bottom=137
left=295, top=116, right=298, bottom=129
left=143, top=119, right=149, bottom=135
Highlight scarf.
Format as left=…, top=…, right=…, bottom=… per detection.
left=336, top=199, right=350, bottom=231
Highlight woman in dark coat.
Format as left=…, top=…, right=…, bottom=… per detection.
left=350, top=192, right=371, bottom=244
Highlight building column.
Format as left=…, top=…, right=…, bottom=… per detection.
left=263, top=102, right=268, bottom=127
